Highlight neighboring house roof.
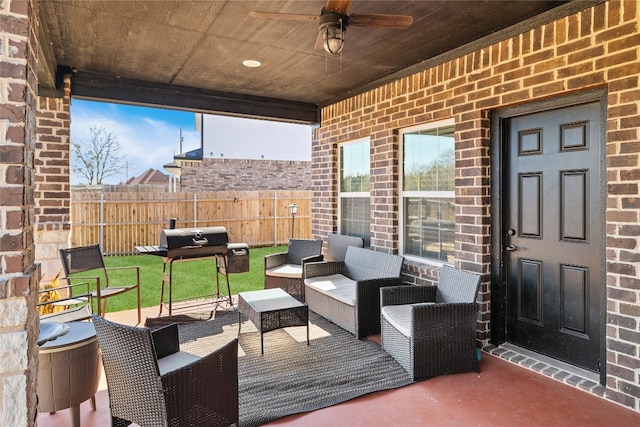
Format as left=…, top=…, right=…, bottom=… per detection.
left=174, top=147, right=202, bottom=161
left=126, top=168, right=169, bottom=185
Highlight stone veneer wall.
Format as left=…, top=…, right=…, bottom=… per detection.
left=180, top=158, right=311, bottom=192
left=312, top=0, right=640, bottom=411
left=0, top=0, right=41, bottom=425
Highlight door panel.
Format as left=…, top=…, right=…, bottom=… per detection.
left=505, top=102, right=602, bottom=372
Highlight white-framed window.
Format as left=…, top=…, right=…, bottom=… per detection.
left=339, top=138, right=371, bottom=246
left=400, top=120, right=455, bottom=263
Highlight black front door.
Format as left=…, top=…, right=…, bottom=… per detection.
left=504, top=101, right=604, bottom=372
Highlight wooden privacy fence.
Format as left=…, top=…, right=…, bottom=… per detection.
left=71, top=190, right=312, bottom=255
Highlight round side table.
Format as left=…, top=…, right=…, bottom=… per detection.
left=38, top=321, right=101, bottom=427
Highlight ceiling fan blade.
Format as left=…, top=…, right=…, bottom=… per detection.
left=325, top=0, right=353, bottom=15
left=250, top=11, right=319, bottom=22
left=348, top=14, right=413, bottom=28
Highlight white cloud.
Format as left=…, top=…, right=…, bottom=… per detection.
left=70, top=103, right=199, bottom=184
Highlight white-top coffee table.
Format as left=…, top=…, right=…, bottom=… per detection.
left=238, top=288, right=309, bottom=354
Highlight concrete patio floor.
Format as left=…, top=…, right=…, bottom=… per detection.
left=37, top=305, right=640, bottom=427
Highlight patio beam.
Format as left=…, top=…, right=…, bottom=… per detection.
left=70, top=71, right=320, bottom=125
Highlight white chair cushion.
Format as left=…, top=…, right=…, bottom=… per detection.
left=382, top=304, right=415, bottom=338
left=265, top=264, right=302, bottom=279
left=157, top=351, right=200, bottom=375
left=305, top=274, right=357, bottom=306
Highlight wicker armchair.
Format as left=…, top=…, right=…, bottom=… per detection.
left=264, top=238, right=323, bottom=301
left=92, top=315, right=238, bottom=427
left=380, top=265, right=481, bottom=380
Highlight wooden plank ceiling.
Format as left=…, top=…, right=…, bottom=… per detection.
left=38, top=0, right=599, bottom=124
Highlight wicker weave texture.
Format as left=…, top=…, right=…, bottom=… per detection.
left=305, top=284, right=356, bottom=335
left=265, top=275, right=305, bottom=301
left=264, top=239, right=322, bottom=301
left=92, top=315, right=238, bottom=427
left=305, top=247, right=404, bottom=338
left=380, top=266, right=481, bottom=380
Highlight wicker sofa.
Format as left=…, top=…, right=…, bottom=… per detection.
left=304, top=246, right=404, bottom=338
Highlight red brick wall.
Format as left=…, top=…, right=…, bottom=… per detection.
left=313, top=0, right=639, bottom=410
left=35, top=76, right=71, bottom=230
left=34, top=75, right=71, bottom=283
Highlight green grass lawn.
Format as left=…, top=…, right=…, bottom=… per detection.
left=93, top=245, right=287, bottom=312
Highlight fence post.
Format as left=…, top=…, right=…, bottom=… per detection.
left=193, top=193, right=197, bottom=228
left=273, top=191, right=277, bottom=246
left=99, top=193, right=104, bottom=251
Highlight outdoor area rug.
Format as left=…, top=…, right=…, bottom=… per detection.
left=146, top=309, right=413, bottom=427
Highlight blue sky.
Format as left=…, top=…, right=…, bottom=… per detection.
left=70, top=100, right=201, bottom=184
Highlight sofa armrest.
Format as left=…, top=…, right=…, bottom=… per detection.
left=152, top=323, right=180, bottom=359
left=380, top=285, right=437, bottom=307
left=302, top=254, right=324, bottom=265
left=304, top=261, right=346, bottom=279
left=356, top=277, right=404, bottom=338
left=264, top=252, right=288, bottom=270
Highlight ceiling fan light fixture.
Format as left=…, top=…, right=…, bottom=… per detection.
left=322, top=24, right=344, bottom=54
left=319, top=10, right=347, bottom=55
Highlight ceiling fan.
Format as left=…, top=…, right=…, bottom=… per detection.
left=250, top=0, right=413, bottom=55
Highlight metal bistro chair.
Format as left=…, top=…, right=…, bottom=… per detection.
left=380, top=265, right=482, bottom=380
left=60, top=244, right=142, bottom=324
left=38, top=269, right=94, bottom=324
left=92, top=315, right=239, bottom=427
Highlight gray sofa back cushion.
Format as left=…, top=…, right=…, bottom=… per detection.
left=285, top=239, right=323, bottom=265
left=326, top=234, right=364, bottom=262
left=344, top=246, right=404, bottom=281
left=435, top=265, right=481, bottom=303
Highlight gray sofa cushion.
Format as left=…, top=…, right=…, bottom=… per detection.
left=305, top=273, right=357, bottom=306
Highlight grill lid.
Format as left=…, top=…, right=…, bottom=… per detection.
left=160, top=226, right=229, bottom=249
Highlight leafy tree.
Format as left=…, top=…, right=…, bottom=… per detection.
left=404, top=148, right=454, bottom=191
left=72, top=127, right=125, bottom=185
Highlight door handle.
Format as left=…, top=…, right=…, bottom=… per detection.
left=506, top=244, right=517, bottom=251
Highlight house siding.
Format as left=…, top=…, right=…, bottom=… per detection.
left=312, top=0, right=640, bottom=410
left=180, top=158, right=312, bottom=192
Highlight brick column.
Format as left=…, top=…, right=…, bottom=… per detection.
left=34, top=75, right=71, bottom=284
left=0, top=0, right=41, bottom=425
left=369, top=128, right=400, bottom=253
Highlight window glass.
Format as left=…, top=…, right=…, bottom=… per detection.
left=403, top=127, right=455, bottom=191
left=341, top=197, right=371, bottom=247
left=402, top=125, right=455, bottom=262
left=340, top=141, right=370, bottom=192
left=339, top=139, right=370, bottom=246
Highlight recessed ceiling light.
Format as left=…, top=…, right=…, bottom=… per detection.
left=242, top=60, right=261, bottom=68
